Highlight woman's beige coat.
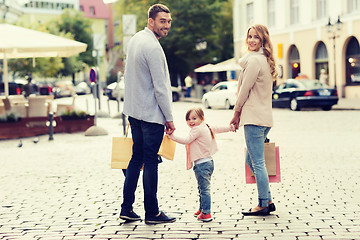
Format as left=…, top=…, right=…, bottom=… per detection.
left=234, top=48, right=273, bottom=127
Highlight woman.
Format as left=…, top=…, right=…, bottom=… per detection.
left=230, top=24, right=278, bottom=216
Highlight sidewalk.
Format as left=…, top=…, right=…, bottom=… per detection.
left=332, top=98, right=360, bottom=110
left=181, top=96, right=360, bottom=110
left=1, top=100, right=360, bottom=240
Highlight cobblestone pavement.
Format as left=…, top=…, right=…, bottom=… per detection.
left=1, top=98, right=360, bottom=240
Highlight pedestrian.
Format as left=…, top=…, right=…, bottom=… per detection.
left=23, top=75, right=37, bottom=97
left=120, top=3, right=176, bottom=224
left=185, top=74, right=193, bottom=97
left=168, top=107, right=235, bottom=222
left=230, top=24, right=278, bottom=216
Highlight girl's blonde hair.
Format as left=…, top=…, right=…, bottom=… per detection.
left=246, top=24, right=278, bottom=80
left=185, top=107, right=214, bottom=139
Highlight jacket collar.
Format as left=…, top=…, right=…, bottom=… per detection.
left=239, top=47, right=264, bottom=68
left=144, top=27, right=158, bottom=41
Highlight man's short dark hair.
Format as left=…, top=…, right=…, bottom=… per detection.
left=148, top=4, right=170, bottom=20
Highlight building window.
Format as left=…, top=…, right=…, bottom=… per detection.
left=289, top=45, right=300, bottom=78
left=90, top=6, right=96, bottom=16
left=246, top=3, right=254, bottom=27
left=315, top=42, right=328, bottom=82
left=268, top=0, right=275, bottom=27
left=316, top=0, right=327, bottom=19
left=346, top=37, right=360, bottom=84
left=348, top=0, right=360, bottom=12
left=290, top=0, right=299, bottom=25
left=80, top=5, right=84, bottom=11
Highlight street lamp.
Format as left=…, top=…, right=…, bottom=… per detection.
left=326, top=16, right=343, bottom=89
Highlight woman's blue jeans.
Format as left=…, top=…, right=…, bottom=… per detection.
left=121, top=116, right=164, bottom=217
left=244, top=125, right=272, bottom=208
left=193, top=160, right=214, bottom=214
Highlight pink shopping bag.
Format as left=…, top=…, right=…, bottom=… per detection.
left=245, top=144, right=281, bottom=184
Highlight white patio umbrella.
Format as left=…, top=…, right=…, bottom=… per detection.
left=194, top=58, right=241, bottom=73
left=0, top=24, right=87, bottom=96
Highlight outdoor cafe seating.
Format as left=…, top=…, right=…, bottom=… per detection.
left=0, top=95, right=54, bottom=118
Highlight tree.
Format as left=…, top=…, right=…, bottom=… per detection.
left=47, top=9, right=96, bottom=82
left=114, top=0, right=233, bottom=86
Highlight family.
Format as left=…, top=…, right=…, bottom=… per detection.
left=120, top=3, right=277, bottom=224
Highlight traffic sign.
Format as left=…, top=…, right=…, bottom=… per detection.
left=89, top=67, right=97, bottom=83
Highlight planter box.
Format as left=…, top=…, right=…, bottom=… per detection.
left=55, top=116, right=94, bottom=133
left=0, top=116, right=94, bottom=140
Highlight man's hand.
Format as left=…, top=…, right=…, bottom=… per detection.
left=165, top=121, right=175, bottom=135
left=230, top=111, right=241, bottom=131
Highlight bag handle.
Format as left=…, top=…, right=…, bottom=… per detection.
left=124, top=124, right=130, bottom=139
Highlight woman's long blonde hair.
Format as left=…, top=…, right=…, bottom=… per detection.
left=246, top=24, right=278, bottom=80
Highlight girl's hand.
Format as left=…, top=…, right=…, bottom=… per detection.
left=230, top=124, right=236, bottom=132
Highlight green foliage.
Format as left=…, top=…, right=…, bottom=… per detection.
left=8, top=59, right=34, bottom=78
left=114, top=0, right=233, bottom=85
left=0, top=112, right=21, bottom=123
left=60, top=107, right=88, bottom=120
left=49, top=9, right=96, bottom=67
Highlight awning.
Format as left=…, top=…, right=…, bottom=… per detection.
left=0, top=24, right=87, bottom=96
left=194, top=58, right=241, bottom=73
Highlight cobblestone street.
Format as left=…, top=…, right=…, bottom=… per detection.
left=1, top=98, right=360, bottom=240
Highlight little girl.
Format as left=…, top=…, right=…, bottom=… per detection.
left=168, top=107, right=234, bottom=222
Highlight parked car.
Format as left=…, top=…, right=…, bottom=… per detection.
left=36, top=81, right=54, bottom=95
left=75, top=81, right=91, bottom=95
left=171, top=86, right=181, bottom=102
left=103, top=82, right=120, bottom=100
left=104, top=81, right=181, bottom=102
left=0, top=81, right=27, bottom=96
left=272, top=79, right=338, bottom=111
left=110, top=80, right=125, bottom=101
left=202, top=81, right=238, bottom=109
left=52, top=80, right=75, bottom=98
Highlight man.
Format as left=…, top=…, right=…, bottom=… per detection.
left=184, top=74, right=193, bottom=98
left=120, top=4, right=176, bottom=224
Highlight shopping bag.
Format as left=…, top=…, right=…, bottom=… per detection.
left=245, top=142, right=281, bottom=184
left=111, top=136, right=133, bottom=169
left=158, top=135, right=176, bottom=160
left=111, top=125, right=176, bottom=169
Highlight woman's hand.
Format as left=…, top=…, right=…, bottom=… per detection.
left=230, top=111, right=241, bottom=131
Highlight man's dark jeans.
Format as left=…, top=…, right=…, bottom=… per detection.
left=121, top=116, right=164, bottom=217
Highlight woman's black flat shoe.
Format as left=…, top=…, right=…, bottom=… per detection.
left=269, top=203, right=276, bottom=212
left=242, top=207, right=270, bottom=216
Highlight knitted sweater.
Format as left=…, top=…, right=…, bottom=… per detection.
left=234, top=48, right=273, bottom=127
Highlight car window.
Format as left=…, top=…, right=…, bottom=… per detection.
left=300, top=80, right=328, bottom=89
left=285, top=83, right=297, bottom=89
left=275, top=83, right=285, bottom=90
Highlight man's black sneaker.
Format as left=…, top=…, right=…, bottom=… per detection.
left=119, top=209, right=141, bottom=221
left=145, top=211, right=176, bottom=224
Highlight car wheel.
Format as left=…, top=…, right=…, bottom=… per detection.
left=322, top=105, right=332, bottom=111
left=204, top=99, right=211, bottom=109
left=225, top=99, right=231, bottom=109
left=290, top=98, right=300, bottom=111
left=172, top=92, right=179, bottom=102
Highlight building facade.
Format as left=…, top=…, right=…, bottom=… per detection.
left=0, top=0, right=23, bottom=23
left=233, top=0, right=360, bottom=98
